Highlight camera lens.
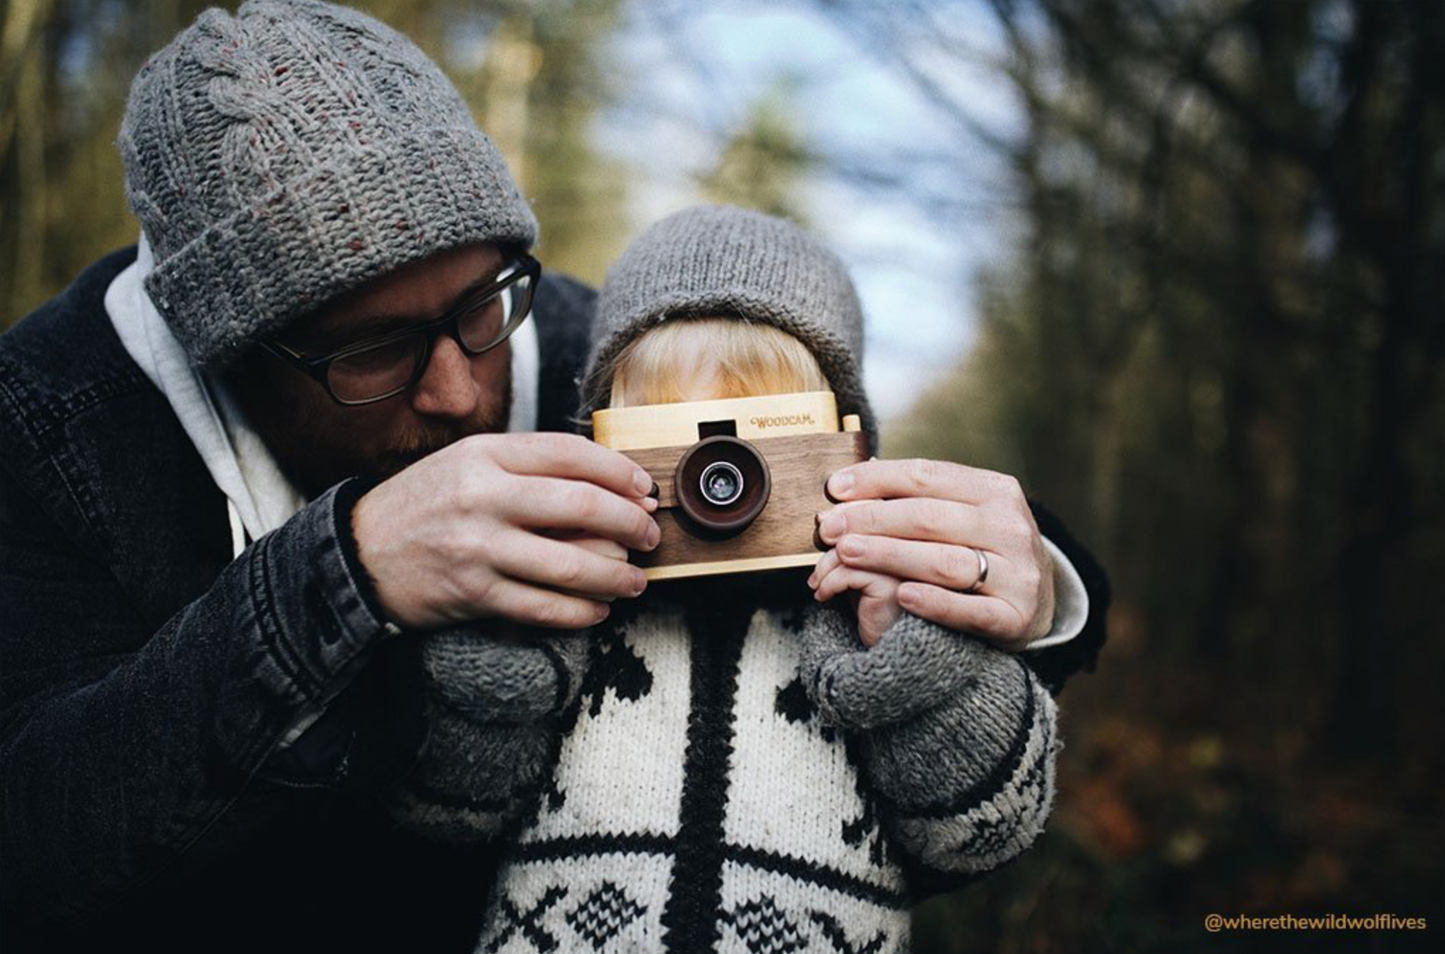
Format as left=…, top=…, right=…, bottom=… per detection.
left=674, top=436, right=771, bottom=536
left=699, top=461, right=744, bottom=506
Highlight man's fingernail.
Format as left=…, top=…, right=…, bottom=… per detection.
left=840, top=536, right=865, bottom=559
left=641, top=495, right=659, bottom=513
left=631, top=573, right=648, bottom=597
left=819, top=512, right=846, bottom=542
left=645, top=522, right=661, bottom=549
left=634, top=469, right=654, bottom=496
left=828, top=471, right=855, bottom=499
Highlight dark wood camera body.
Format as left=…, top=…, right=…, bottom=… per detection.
left=592, top=392, right=868, bottom=580
left=627, top=430, right=867, bottom=579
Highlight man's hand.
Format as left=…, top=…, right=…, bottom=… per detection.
left=352, top=432, right=659, bottom=631
left=807, top=459, right=1054, bottom=651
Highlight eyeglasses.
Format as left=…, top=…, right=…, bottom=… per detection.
left=260, top=253, right=541, bottom=406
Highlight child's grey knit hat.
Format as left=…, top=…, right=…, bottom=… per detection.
left=118, top=0, right=537, bottom=368
left=582, top=204, right=878, bottom=450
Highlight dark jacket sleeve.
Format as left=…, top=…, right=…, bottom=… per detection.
left=0, top=466, right=407, bottom=922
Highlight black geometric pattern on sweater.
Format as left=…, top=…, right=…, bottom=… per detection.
left=509, top=830, right=675, bottom=863
left=774, top=678, right=885, bottom=863
left=841, top=734, right=889, bottom=867
left=487, top=885, right=568, bottom=953
left=503, top=837, right=909, bottom=910
left=541, top=773, right=566, bottom=812
left=517, top=691, right=585, bottom=832
left=658, top=593, right=751, bottom=952
left=725, top=844, right=910, bottom=908
left=578, top=623, right=653, bottom=718
left=840, top=804, right=882, bottom=857
left=774, top=677, right=815, bottom=724
left=566, top=881, right=647, bottom=950
left=808, top=911, right=889, bottom=954
left=721, top=895, right=807, bottom=954
left=775, top=675, right=836, bottom=741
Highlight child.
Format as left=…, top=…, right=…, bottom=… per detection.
left=387, top=205, right=1060, bottom=953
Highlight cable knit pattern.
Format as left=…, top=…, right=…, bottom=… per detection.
left=117, top=0, right=537, bottom=367
left=401, top=587, right=1058, bottom=953
left=580, top=205, right=878, bottom=451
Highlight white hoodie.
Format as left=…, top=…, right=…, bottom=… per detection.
left=103, top=234, right=541, bottom=559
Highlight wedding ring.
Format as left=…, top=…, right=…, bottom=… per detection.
left=963, top=547, right=989, bottom=594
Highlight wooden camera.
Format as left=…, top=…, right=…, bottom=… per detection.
left=592, top=391, right=867, bottom=580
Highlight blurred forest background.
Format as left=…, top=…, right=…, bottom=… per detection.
left=2, top=0, right=1441, bottom=951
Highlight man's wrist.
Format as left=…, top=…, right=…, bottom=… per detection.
left=334, top=475, right=402, bottom=637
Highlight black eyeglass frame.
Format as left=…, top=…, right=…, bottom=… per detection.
left=259, top=252, right=541, bottom=407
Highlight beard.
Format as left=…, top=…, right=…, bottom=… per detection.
left=369, top=374, right=514, bottom=482
left=248, top=369, right=515, bottom=498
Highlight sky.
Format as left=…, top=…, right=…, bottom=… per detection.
left=593, top=0, right=1025, bottom=424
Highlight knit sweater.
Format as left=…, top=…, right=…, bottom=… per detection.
left=390, top=575, right=1060, bottom=954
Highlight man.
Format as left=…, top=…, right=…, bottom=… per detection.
left=0, top=2, right=1107, bottom=952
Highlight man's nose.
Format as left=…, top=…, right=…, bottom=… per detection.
left=409, top=335, right=482, bottom=419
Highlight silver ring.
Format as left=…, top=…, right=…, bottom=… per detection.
left=963, top=547, right=989, bottom=594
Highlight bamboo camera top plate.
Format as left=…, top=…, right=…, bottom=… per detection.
left=593, top=392, right=866, bottom=581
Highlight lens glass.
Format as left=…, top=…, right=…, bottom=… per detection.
left=458, top=273, right=533, bottom=352
left=700, top=461, right=744, bottom=506
left=328, top=335, right=427, bottom=403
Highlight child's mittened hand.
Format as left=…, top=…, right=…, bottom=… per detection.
left=384, top=709, right=559, bottom=844
left=798, top=604, right=989, bottom=730
left=421, top=624, right=590, bottom=725
left=867, top=652, right=1058, bottom=874
left=383, top=625, right=592, bottom=844
left=799, top=602, right=1060, bottom=874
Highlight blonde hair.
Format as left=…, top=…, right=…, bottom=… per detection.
left=608, top=317, right=831, bottom=408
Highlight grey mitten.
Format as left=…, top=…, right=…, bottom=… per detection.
left=798, top=604, right=1061, bottom=875
left=421, top=625, right=590, bottom=725
left=382, top=625, right=590, bottom=845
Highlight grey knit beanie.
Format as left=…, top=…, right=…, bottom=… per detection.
left=582, top=204, right=877, bottom=449
left=118, top=0, right=538, bottom=368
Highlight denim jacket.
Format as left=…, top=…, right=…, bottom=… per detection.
left=0, top=249, right=1107, bottom=953
left=0, top=247, right=598, bottom=953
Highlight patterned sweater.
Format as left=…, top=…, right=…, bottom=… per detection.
left=389, top=576, right=1060, bottom=954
